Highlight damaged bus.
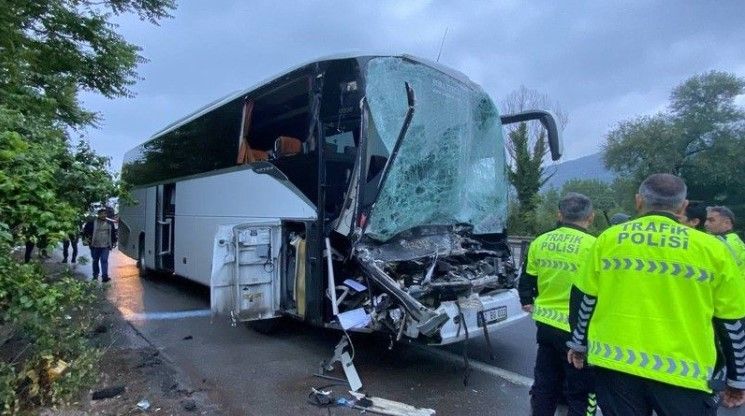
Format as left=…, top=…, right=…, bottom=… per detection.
left=118, top=54, right=562, bottom=345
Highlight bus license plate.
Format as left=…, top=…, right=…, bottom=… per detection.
left=479, top=306, right=508, bottom=327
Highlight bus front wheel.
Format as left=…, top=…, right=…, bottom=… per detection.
left=137, top=244, right=149, bottom=277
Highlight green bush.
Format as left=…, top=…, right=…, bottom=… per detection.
left=0, top=244, right=100, bottom=413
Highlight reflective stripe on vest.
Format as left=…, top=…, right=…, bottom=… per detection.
left=527, top=225, right=595, bottom=333
left=578, top=214, right=745, bottom=392
left=723, top=233, right=745, bottom=272
left=533, top=305, right=569, bottom=328
left=588, top=340, right=714, bottom=388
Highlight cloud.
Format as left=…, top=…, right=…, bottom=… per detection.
left=81, top=0, right=745, bottom=168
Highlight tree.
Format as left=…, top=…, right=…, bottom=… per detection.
left=0, top=1, right=174, bottom=411
left=0, top=109, right=75, bottom=244
left=0, top=0, right=174, bottom=247
left=507, top=122, right=548, bottom=231
left=603, top=71, right=745, bottom=232
left=502, top=86, right=568, bottom=234
left=562, top=178, right=623, bottom=233
left=0, top=0, right=174, bottom=127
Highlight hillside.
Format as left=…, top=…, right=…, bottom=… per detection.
left=543, top=152, right=615, bottom=190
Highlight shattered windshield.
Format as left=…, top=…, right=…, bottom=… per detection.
left=363, top=57, right=508, bottom=241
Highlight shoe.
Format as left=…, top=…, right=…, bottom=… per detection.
left=71, top=259, right=76, bottom=264
left=61, top=259, right=68, bottom=263
left=92, top=275, right=99, bottom=282
left=101, top=277, right=111, bottom=283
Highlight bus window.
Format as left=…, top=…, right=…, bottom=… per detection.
left=325, top=131, right=355, bottom=155
left=249, top=77, right=311, bottom=154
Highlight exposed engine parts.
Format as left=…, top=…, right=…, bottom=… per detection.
left=329, top=226, right=518, bottom=342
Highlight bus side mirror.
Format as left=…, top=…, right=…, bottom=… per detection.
left=500, top=110, right=563, bottom=161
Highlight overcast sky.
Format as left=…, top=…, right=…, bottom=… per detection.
left=79, top=0, right=745, bottom=171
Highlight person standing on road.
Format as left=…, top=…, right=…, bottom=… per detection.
left=681, top=201, right=707, bottom=231
left=82, top=208, right=117, bottom=282
left=62, top=220, right=82, bottom=264
left=706, top=206, right=745, bottom=272
left=519, top=192, right=598, bottom=416
left=566, top=173, right=745, bottom=415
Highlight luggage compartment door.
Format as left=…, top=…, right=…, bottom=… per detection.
left=210, top=221, right=282, bottom=322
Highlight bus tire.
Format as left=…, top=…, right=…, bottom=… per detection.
left=137, top=243, right=149, bottom=277
left=246, top=318, right=282, bottom=334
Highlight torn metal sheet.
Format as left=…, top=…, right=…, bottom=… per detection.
left=349, top=391, right=436, bottom=416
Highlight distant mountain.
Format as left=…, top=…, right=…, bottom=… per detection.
left=543, top=152, right=615, bottom=190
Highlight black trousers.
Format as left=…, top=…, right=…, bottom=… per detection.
left=594, top=366, right=717, bottom=416
left=531, top=322, right=596, bottom=416
left=23, top=237, right=49, bottom=263
left=24, top=241, right=34, bottom=263
left=62, top=234, right=79, bottom=262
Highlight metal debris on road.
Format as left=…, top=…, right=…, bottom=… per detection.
left=136, top=399, right=151, bottom=411
left=348, top=391, right=436, bottom=416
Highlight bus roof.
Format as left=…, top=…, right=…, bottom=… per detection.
left=145, top=53, right=476, bottom=142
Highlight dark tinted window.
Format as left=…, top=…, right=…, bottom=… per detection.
left=122, top=99, right=243, bottom=186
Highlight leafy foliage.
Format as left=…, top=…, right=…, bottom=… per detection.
left=0, top=243, right=101, bottom=412
left=0, top=0, right=174, bottom=246
left=0, top=108, right=76, bottom=244
left=507, top=123, right=550, bottom=234
left=0, top=1, right=174, bottom=412
left=509, top=178, right=628, bottom=236
left=501, top=86, right=567, bottom=235
left=0, top=0, right=174, bottom=126
left=562, top=178, right=627, bottom=233
left=603, top=71, right=745, bottom=232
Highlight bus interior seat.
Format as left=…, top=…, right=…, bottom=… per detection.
left=274, top=136, right=302, bottom=157
left=249, top=148, right=269, bottom=162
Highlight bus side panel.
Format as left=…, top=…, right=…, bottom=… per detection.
left=144, top=187, right=157, bottom=269
left=173, top=169, right=316, bottom=285
left=118, top=187, right=148, bottom=260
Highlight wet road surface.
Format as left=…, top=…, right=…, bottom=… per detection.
left=64, top=246, right=745, bottom=415
left=95, top=250, right=532, bottom=415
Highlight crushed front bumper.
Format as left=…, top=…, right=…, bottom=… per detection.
left=432, top=289, right=528, bottom=345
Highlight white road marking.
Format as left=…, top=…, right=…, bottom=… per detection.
left=415, top=345, right=535, bottom=387
left=119, top=307, right=212, bottom=321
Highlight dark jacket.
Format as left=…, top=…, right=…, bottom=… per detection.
left=82, top=218, right=118, bottom=248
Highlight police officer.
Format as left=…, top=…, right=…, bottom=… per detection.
left=706, top=206, right=745, bottom=271
left=519, top=192, right=597, bottom=416
left=566, top=173, right=745, bottom=415
left=681, top=201, right=707, bottom=231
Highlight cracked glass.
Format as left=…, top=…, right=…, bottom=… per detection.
left=363, top=57, right=508, bottom=241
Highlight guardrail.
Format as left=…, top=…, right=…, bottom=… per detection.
left=507, top=236, right=533, bottom=271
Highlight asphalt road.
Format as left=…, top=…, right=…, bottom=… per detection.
left=61, top=246, right=745, bottom=415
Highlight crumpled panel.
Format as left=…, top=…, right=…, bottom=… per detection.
left=364, top=57, right=508, bottom=241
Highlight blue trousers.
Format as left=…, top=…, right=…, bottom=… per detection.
left=90, top=247, right=110, bottom=278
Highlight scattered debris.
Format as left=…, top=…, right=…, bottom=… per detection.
left=309, top=388, right=334, bottom=407
left=182, top=335, right=193, bottom=340
left=308, top=387, right=437, bottom=416
left=91, top=385, right=126, bottom=400
left=43, top=355, right=69, bottom=382
left=319, top=335, right=362, bottom=391
left=349, top=391, right=436, bottom=416
left=136, top=399, right=151, bottom=411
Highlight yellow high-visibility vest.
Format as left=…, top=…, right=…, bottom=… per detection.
left=526, top=225, right=595, bottom=332
left=723, top=232, right=745, bottom=273
left=575, top=213, right=745, bottom=392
